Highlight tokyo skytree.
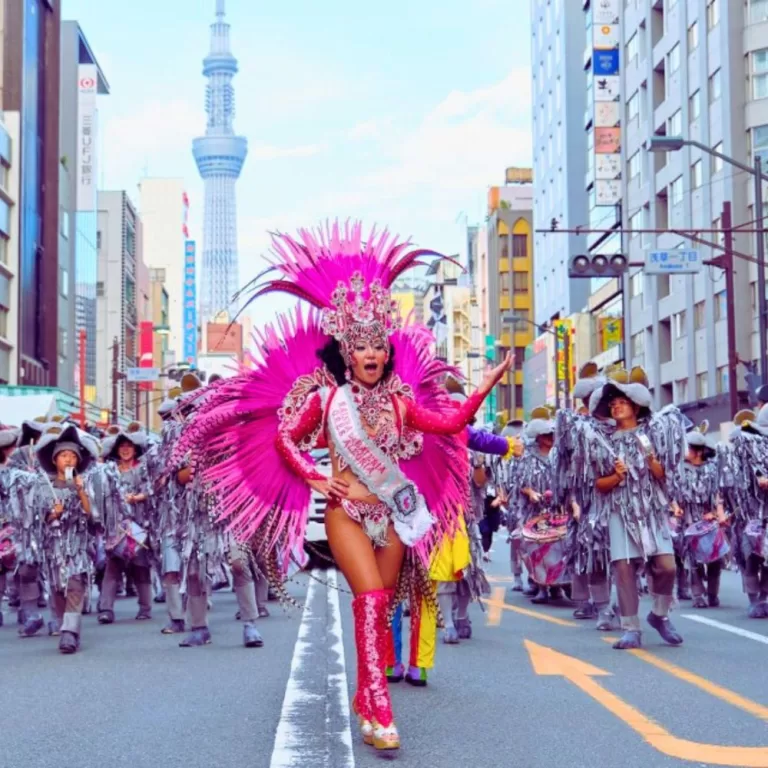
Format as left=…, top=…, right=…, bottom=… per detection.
left=193, top=0, right=247, bottom=323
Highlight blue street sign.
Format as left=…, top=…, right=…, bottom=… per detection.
left=644, top=249, right=701, bottom=275
left=593, top=49, right=620, bottom=76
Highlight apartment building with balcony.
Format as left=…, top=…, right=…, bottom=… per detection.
left=620, top=0, right=757, bottom=427
left=96, top=191, right=140, bottom=418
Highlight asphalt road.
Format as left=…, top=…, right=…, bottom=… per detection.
left=3, top=543, right=768, bottom=768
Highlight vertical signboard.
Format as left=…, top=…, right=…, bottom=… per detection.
left=593, top=0, right=621, bottom=206
left=76, top=64, right=98, bottom=211
left=553, top=318, right=574, bottom=400
left=183, top=240, right=197, bottom=365
left=139, top=321, right=154, bottom=392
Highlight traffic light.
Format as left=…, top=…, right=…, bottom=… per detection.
left=568, top=253, right=628, bottom=279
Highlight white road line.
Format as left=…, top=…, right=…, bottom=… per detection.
left=269, top=569, right=355, bottom=768
left=682, top=613, right=768, bottom=645
left=325, top=569, right=355, bottom=766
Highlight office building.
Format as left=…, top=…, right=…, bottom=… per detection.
left=3, top=0, right=61, bottom=386
left=531, top=0, right=591, bottom=325
left=193, top=0, right=247, bottom=323
left=139, top=179, right=189, bottom=365
left=59, top=21, right=109, bottom=402
left=619, top=0, right=758, bottom=426
left=97, top=191, right=141, bottom=418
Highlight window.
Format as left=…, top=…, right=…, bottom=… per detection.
left=0, top=237, right=6, bottom=266
left=96, top=281, right=105, bottom=298
left=657, top=273, right=671, bottom=299
left=629, top=209, right=644, bottom=237
left=689, top=90, right=700, bottom=122
left=670, top=175, right=684, bottom=206
left=513, top=272, right=529, bottom=293
left=627, top=91, right=640, bottom=124
left=668, top=44, right=681, bottom=75
left=687, top=21, right=699, bottom=50
left=674, top=310, right=687, bottom=338
left=753, top=124, right=768, bottom=164
left=58, top=328, right=68, bottom=359
left=512, top=234, right=527, bottom=258
left=696, top=372, right=709, bottom=399
left=751, top=0, right=768, bottom=24
left=709, top=69, right=722, bottom=101
left=717, top=366, right=728, bottom=394
left=752, top=49, right=768, bottom=100
left=629, top=151, right=642, bottom=181
left=630, top=271, right=644, bottom=298
left=675, top=378, right=689, bottom=402
left=631, top=331, right=645, bottom=358
left=691, top=160, right=703, bottom=189
left=515, top=384, right=524, bottom=408
left=668, top=109, right=682, bottom=136
left=59, top=206, right=69, bottom=239
left=714, top=290, right=727, bottom=321
left=706, top=0, right=719, bottom=30
left=627, top=33, right=639, bottom=66
left=515, top=347, right=526, bottom=368
left=59, top=267, right=68, bottom=299
left=712, top=142, right=724, bottom=173
left=694, top=300, right=706, bottom=329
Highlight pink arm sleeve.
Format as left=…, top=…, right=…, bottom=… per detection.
left=275, top=391, right=325, bottom=481
left=403, top=390, right=486, bottom=435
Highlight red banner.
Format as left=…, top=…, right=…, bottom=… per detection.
left=139, top=321, right=154, bottom=391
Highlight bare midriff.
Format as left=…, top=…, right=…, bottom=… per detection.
left=329, top=442, right=381, bottom=505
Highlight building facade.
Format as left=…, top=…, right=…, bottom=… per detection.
left=531, top=0, right=591, bottom=325
left=484, top=181, right=535, bottom=423
left=139, top=178, right=189, bottom=365
left=619, top=0, right=758, bottom=427
left=59, top=21, right=109, bottom=403
left=3, top=0, right=61, bottom=386
left=97, top=191, right=140, bottom=419
left=193, top=0, right=247, bottom=324
left=0, top=106, right=18, bottom=385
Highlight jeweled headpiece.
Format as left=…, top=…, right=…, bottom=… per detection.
left=320, top=272, right=402, bottom=363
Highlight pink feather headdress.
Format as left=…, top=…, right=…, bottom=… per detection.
left=240, top=220, right=451, bottom=362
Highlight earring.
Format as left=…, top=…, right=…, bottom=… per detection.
left=344, top=368, right=352, bottom=381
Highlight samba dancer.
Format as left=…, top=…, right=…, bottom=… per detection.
left=589, top=367, right=687, bottom=650
left=724, top=407, right=768, bottom=618
left=97, top=425, right=154, bottom=624
left=671, top=423, right=727, bottom=609
left=555, top=364, right=616, bottom=630
left=173, top=222, right=509, bottom=750
left=34, top=425, right=96, bottom=654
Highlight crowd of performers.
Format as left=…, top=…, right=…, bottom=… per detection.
left=0, top=371, right=272, bottom=655
left=3, top=221, right=768, bottom=754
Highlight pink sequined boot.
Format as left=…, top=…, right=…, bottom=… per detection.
left=352, top=589, right=399, bottom=750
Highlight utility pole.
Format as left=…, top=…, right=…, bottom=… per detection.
left=755, top=154, right=767, bottom=385
left=110, top=337, right=121, bottom=425
left=721, top=202, right=739, bottom=420
left=78, top=329, right=87, bottom=429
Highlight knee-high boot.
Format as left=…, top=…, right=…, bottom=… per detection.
left=352, top=589, right=399, bottom=750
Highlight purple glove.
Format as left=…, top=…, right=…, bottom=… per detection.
left=466, top=426, right=511, bottom=456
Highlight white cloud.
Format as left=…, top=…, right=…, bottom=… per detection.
left=346, top=119, right=387, bottom=141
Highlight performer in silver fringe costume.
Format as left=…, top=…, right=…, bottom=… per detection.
left=670, top=423, right=725, bottom=609
left=555, top=363, right=616, bottom=630
left=96, top=424, right=154, bottom=624
left=507, top=406, right=560, bottom=605
left=588, top=367, right=687, bottom=650
left=722, top=406, right=768, bottom=618
left=34, top=424, right=97, bottom=654
left=500, top=419, right=526, bottom=592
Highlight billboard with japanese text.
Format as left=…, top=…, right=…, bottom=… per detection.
left=183, top=240, right=197, bottom=365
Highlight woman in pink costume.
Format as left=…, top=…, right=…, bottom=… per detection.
left=174, top=222, right=509, bottom=750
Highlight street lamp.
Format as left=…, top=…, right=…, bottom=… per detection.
left=648, top=135, right=768, bottom=385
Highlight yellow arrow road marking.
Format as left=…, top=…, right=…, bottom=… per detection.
left=481, top=595, right=578, bottom=627
left=485, top=587, right=505, bottom=626
left=525, top=640, right=768, bottom=767
left=600, top=638, right=768, bottom=722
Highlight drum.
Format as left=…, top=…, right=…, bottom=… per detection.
left=521, top=513, right=570, bottom=586
left=684, top=519, right=730, bottom=565
left=106, top=521, right=148, bottom=563
left=0, top=523, right=19, bottom=572
left=743, top=519, right=768, bottom=561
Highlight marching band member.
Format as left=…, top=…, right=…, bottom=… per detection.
left=590, top=367, right=687, bottom=650
left=34, top=425, right=97, bottom=654
left=97, top=424, right=154, bottom=624
left=671, top=423, right=727, bottom=609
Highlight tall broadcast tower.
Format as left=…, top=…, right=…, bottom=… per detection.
left=193, top=0, right=247, bottom=323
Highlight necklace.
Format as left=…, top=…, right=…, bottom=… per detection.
left=348, top=380, right=391, bottom=428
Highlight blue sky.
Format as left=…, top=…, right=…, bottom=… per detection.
left=63, top=0, right=533, bottom=326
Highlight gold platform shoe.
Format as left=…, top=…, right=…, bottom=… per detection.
left=372, top=720, right=400, bottom=750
